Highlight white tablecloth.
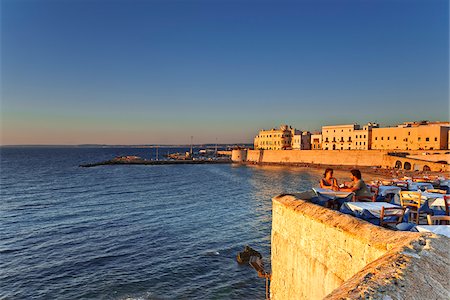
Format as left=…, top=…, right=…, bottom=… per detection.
left=346, top=202, right=400, bottom=217
left=313, top=188, right=353, bottom=199
left=377, top=185, right=402, bottom=197
left=415, top=225, right=450, bottom=238
left=408, top=182, right=434, bottom=191
left=421, top=192, right=445, bottom=207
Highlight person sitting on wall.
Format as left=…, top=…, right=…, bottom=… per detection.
left=340, top=169, right=372, bottom=197
left=320, top=168, right=339, bottom=191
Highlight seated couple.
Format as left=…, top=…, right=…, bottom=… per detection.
left=320, top=168, right=371, bottom=197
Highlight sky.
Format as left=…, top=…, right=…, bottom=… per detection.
left=1, top=0, right=448, bottom=145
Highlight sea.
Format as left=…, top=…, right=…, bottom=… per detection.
left=0, top=147, right=325, bottom=300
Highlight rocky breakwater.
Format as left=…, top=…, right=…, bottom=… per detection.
left=80, top=156, right=231, bottom=167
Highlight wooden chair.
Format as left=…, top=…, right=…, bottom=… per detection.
left=426, top=189, right=447, bottom=194
left=352, top=191, right=376, bottom=202
left=399, top=191, right=423, bottom=224
left=427, top=215, right=450, bottom=225
left=380, top=206, right=406, bottom=227
left=444, top=195, right=450, bottom=216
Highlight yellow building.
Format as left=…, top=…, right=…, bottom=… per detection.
left=322, top=123, right=378, bottom=150
left=371, top=122, right=449, bottom=150
left=254, top=125, right=297, bottom=150
left=311, top=134, right=322, bottom=150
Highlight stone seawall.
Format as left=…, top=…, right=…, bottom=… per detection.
left=233, top=149, right=449, bottom=172
left=271, top=193, right=449, bottom=299
left=246, top=149, right=387, bottom=166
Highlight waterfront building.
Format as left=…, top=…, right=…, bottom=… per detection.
left=371, top=121, right=450, bottom=150
left=321, top=123, right=378, bottom=150
left=292, top=131, right=312, bottom=150
left=301, top=131, right=312, bottom=150
left=254, top=125, right=298, bottom=150
left=311, top=133, right=322, bottom=150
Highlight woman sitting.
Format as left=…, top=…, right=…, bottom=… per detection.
left=320, top=168, right=339, bottom=191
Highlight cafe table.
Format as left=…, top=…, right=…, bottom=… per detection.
left=313, top=188, right=353, bottom=199
left=414, top=225, right=450, bottom=238
left=345, top=202, right=401, bottom=218
left=377, top=185, right=402, bottom=197
left=408, top=181, right=434, bottom=191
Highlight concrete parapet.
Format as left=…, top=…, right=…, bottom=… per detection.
left=271, top=193, right=449, bottom=300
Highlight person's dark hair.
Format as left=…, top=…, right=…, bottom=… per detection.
left=324, top=168, right=333, bottom=177
left=350, top=169, right=362, bottom=179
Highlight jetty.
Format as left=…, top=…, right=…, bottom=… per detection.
left=79, top=156, right=232, bottom=168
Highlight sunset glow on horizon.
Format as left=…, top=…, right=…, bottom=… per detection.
left=1, top=0, right=448, bottom=145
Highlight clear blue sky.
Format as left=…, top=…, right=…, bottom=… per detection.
left=1, top=0, right=448, bottom=145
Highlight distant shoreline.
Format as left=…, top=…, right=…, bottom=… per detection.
left=0, top=144, right=252, bottom=148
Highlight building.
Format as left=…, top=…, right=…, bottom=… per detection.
left=301, top=131, right=312, bottom=150
left=371, top=121, right=450, bottom=150
left=291, top=131, right=302, bottom=150
left=291, top=131, right=312, bottom=150
left=254, top=125, right=297, bottom=150
left=321, top=123, right=378, bottom=150
left=311, top=133, right=322, bottom=150
left=353, top=123, right=379, bottom=150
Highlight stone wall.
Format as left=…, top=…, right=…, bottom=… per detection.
left=234, top=149, right=450, bottom=172
left=245, top=149, right=388, bottom=166
left=271, top=194, right=449, bottom=299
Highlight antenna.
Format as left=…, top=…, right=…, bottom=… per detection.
left=190, top=136, right=193, bottom=155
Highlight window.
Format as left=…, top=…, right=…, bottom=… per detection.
left=418, top=137, right=421, bottom=141
left=408, top=132, right=410, bottom=135
left=364, top=135, right=366, bottom=138
left=375, top=137, right=378, bottom=140
left=381, top=137, right=384, bottom=140
left=426, top=137, right=429, bottom=142
left=435, top=137, right=438, bottom=141
left=394, top=136, right=396, bottom=140
left=387, top=137, right=390, bottom=140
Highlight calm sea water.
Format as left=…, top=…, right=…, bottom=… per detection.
left=0, top=147, right=324, bottom=300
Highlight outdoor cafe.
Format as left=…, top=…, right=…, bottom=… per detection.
left=311, top=176, right=450, bottom=238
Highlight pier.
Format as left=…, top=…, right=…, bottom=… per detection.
left=80, top=156, right=232, bottom=168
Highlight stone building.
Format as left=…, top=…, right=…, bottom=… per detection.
left=254, top=125, right=298, bottom=150
left=321, top=123, right=378, bottom=150
left=311, top=133, right=322, bottom=150
left=371, top=121, right=450, bottom=150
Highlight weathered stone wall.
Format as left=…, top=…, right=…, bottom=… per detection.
left=245, top=149, right=388, bottom=166
left=237, top=149, right=450, bottom=171
left=271, top=194, right=450, bottom=300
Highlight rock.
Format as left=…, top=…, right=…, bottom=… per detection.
left=236, top=245, right=262, bottom=264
